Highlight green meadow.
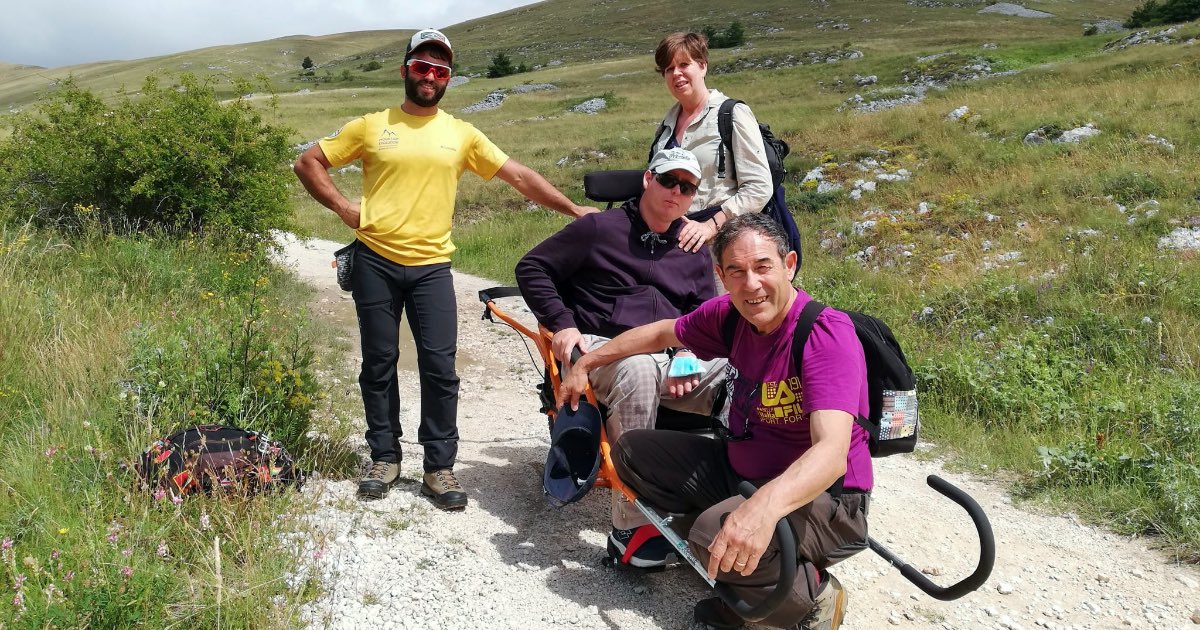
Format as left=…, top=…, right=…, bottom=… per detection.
left=1, top=0, right=1198, bottom=623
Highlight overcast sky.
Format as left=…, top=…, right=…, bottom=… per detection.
left=1, top=0, right=543, bottom=69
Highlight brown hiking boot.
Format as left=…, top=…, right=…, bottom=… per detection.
left=693, top=597, right=744, bottom=629
left=795, top=573, right=847, bottom=630
left=695, top=572, right=847, bottom=630
left=357, top=461, right=399, bottom=500
left=421, top=468, right=467, bottom=510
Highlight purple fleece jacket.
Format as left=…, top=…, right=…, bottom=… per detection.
left=515, top=199, right=716, bottom=338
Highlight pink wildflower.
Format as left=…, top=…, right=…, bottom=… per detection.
left=106, top=532, right=118, bottom=545
left=1, top=537, right=11, bottom=551
left=64, top=570, right=75, bottom=582
left=14, top=573, right=26, bottom=588
left=152, top=487, right=166, bottom=502
left=156, top=540, right=168, bottom=558
left=45, top=446, right=57, bottom=458
left=11, top=591, right=23, bottom=610
left=121, top=566, right=133, bottom=579
left=200, top=512, right=211, bottom=530
left=121, top=548, right=132, bottom=557
left=51, top=549, right=60, bottom=560
left=171, top=493, right=183, bottom=506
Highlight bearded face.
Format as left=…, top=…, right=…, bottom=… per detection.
left=404, top=69, right=448, bottom=108
left=403, top=49, right=451, bottom=108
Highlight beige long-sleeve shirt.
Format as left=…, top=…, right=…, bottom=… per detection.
left=651, top=89, right=774, bottom=219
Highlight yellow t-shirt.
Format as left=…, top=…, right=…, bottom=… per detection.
left=319, top=108, right=509, bottom=265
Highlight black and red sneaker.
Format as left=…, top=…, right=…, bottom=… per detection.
left=606, top=525, right=677, bottom=569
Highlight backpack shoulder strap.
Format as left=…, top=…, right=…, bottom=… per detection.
left=789, top=299, right=826, bottom=373
left=790, top=299, right=849, bottom=494
left=647, top=121, right=670, bottom=165
left=801, top=306, right=878, bottom=436
left=721, top=302, right=741, bottom=351
left=716, top=99, right=742, bottom=180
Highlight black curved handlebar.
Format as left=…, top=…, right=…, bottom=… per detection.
left=869, top=474, right=995, bottom=601
left=714, top=481, right=798, bottom=622
left=478, top=286, right=523, bottom=321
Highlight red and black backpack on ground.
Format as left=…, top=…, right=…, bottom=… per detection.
left=137, top=425, right=303, bottom=496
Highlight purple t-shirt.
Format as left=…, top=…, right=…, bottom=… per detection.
left=675, top=291, right=873, bottom=491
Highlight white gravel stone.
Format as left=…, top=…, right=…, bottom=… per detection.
left=1159, top=227, right=1200, bottom=252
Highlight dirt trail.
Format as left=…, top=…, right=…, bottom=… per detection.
left=276, top=234, right=1200, bottom=630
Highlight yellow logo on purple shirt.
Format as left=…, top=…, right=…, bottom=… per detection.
left=757, top=377, right=804, bottom=425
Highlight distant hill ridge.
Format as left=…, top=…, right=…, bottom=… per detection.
left=1, top=0, right=1145, bottom=110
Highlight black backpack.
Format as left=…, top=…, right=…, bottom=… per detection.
left=715, top=99, right=789, bottom=190
left=721, top=300, right=919, bottom=457
left=137, top=425, right=304, bottom=496
left=649, top=99, right=803, bottom=263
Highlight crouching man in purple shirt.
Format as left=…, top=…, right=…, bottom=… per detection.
left=559, top=213, right=872, bottom=630
left=516, top=148, right=728, bottom=568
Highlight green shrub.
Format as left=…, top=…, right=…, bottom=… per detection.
left=1126, top=0, right=1200, bottom=27
left=487, top=52, right=516, bottom=78
left=703, top=21, right=747, bottom=49
left=0, top=74, right=295, bottom=239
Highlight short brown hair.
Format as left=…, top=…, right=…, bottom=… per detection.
left=654, top=32, right=709, bottom=74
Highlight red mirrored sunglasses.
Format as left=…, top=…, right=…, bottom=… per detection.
left=406, top=59, right=452, bottom=80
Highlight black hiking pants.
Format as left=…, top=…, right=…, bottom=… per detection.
left=613, top=429, right=869, bottom=628
left=352, top=243, right=459, bottom=472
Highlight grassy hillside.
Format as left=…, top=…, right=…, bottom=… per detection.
left=2, top=0, right=1197, bottom=574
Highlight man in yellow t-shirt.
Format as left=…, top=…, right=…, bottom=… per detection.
left=294, top=28, right=596, bottom=509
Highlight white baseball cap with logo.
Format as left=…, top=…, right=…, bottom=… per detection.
left=407, top=28, right=453, bottom=62
left=648, top=147, right=702, bottom=180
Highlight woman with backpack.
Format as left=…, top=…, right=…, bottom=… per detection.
left=650, top=32, right=774, bottom=253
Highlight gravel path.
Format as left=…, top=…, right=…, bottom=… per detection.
left=274, top=234, right=1200, bottom=630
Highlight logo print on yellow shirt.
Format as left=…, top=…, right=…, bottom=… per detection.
left=379, top=129, right=399, bottom=150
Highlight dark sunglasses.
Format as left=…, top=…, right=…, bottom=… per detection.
left=653, top=171, right=699, bottom=196
left=406, top=59, right=452, bottom=80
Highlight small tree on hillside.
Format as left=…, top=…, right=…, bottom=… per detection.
left=487, top=52, right=516, bottom=78
left=301, top=56, right=314, bottom=70
left=704, top=21, right=748, bottom=48
left=725, top=21, right=747, bottom=47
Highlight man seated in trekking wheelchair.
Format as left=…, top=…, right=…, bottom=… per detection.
left=515, top=147, right=729, bottom=568
left=560, top=213, right=871, bottom=630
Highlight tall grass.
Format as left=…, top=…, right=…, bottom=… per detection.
left=0, top=224, right=335, bottom=625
